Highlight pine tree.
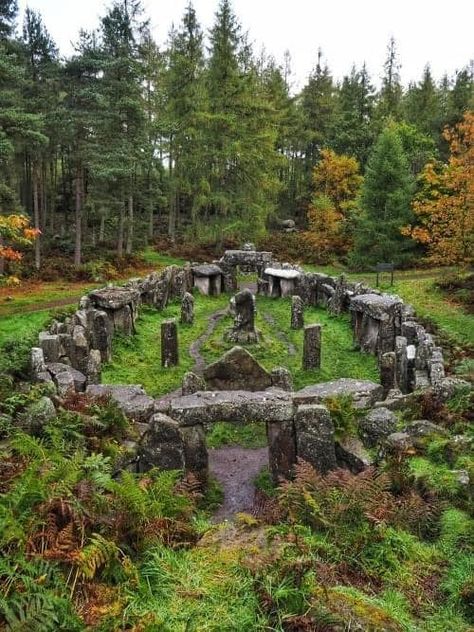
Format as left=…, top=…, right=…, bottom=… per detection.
left=376, top=37, right=403, bottom=123
left=350, top=123, right=416, bottom=267
left=403, top=65, right=441, bottom=141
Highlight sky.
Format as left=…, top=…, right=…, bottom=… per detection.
left=17, top=0, right=474, bottom=90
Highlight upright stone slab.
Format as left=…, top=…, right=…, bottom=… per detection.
left=138, top=414, right=185, bottom=473
left=395, top=336, right=408, bottom=394
left=267, top=419, right=296, bottom=482
left=303, top=324, right=321, bottom=370
left=182, top=371, right=206, bottom=396
left=328, top=274, right=348, bottom=316
left=225, top=288, right=259, bottom=344
left=161, top=319, right=179, bottom=368
left=380, top=352, right=397, bottom=394
left=180, top=292, right=195, bottom=325
left=291, top=295, right=304, bottom=329
left=181, top=424, right=208, bottom=484
left=270, top=367, right=293, bottom=392
left=294, top=404, right=337, bottom=474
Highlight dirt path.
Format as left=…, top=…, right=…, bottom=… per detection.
left=209, top=446, right=268, bottom=522
left=189, top=309, right=227, bottom=373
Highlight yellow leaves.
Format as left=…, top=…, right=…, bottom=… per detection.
left=0, top=214, right=39, bottom=268
left=407, top=111, right=474, bottom=265
left=312, top=149, right=363, bottom=206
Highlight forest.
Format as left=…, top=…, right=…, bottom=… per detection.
left=0, top=0, right=472, bottom=276
left=0, top=1, right=473, bottom=631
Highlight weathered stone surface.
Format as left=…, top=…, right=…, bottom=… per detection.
left=203, top=346, right=271, bottom=392
left=21, top=396, right=56, bottom=434
left=350, top=293, right=402, bottom=356
left=180, top=292, right=195, bottom=325
left=429, top=359, right=445, bottom=387
left=90, top=310, right=113, bottom=362
left=414, top=370, right=430, bottom=389
left=293, top=379, right=383, bottom=409
left=182, top=372, right=207, bottom=396
left=434, top=377, right=471, bottom=402
left=291, top=295, right=304, bottom=329
left=181, top=424, right=208, bottom=483
left=225, top=289, right=259, bottom=344
left=328, top=275, right=348, bottom=316
left=385, top=431, right=414, bottom=452
left=270, top=367, right=293, bottom=392
left=403, top=420, right=449, bottom=437
left=294, top=404, right=337, bottom=474
left=161, top=319, right=179, bottom=368
left=169, top=390, right=294, bottom=426
left=350, top=293, right=403, bottom=320
left=71, top=325, right=89, bottom=374
left=89, top=286, right=140, bottom=311
left=39, top=332, right=61, bottom=363
left=359, top=407, right=397, bottom=447
left=86, top=384, right=155, bottom=422
left=192, top=265, right=223, bottom=296
left=137, top=413, right=185, bottom=473
left=380, top=352, right=397, bottom=393
left=335, top=437, right=373, bottom=473
left=46, top=363, right=87, bottom=393
left=264, top=267, right=300, bottom=280
left=395, top=336, right=408, bottom=393
left=86, top=349, right=102, bottom=384
left=192, top=264, right=223, bottom=278
left=302, top=324, right=321, bottom=370
left=30, top=347, right=48, bottom=381
left=267, top=419, right=296, bottom=481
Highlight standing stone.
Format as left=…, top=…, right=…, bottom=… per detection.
left=30, top=347, right=52, bottom=383
left=294, top=404, right=337, bottom=474
left=267, top=419, right=296, bottom=482
left=270, top=367, right=293, bottom=392
left=395, top=336, right=408, bottom=394
left=181, top=424, right=208, bottom=485
left=86, top=349, right=102, bottom=385
left=380, top=352, right=397, bottom=394
left=291, top=295, right=304, bottom=330
left=302, top=324, right=321, bottom=370
left=161, top=319, right=179, bottom=368
left=137, top=414, right=185, bottom=473
left=180, top=292, right=195, bottom=325
left=182, top=372, right=206, bottom=396
left=225, top=288, right=259, bottom=344
left=328, top=274, right=348, bottom=316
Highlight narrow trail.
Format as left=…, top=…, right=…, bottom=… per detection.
left=209, top=446, right=268, bottom=522
left=188, top=309, right=227, bottom=374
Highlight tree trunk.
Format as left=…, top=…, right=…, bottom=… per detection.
left=99, top=215, right=105, bottom=243
left=33, top=164, right=41, bottom=270
left=148, top=197, right=154, bottom=241
left=125, top=193, right=133, bottom=255
left=117, top=201, right=125, bottom=258
left=74, top=165, right=82, bottom=267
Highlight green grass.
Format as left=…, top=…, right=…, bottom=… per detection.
left=304, top=264, right=474, bottom=350
left=140, top=247, right=185, bottom=268
left=103, top=293, right=379, bottom=397
left=206, top=421, right=268, bottom=449
left=201, top=295, right=379, bottom=391
left=102, top=295, right=230, bottom=397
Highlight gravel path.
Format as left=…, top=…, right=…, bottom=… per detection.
left=209, top=446, right=268, bottom=522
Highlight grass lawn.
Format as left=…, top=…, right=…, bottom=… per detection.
left=102, top=292, right=378, bottom=397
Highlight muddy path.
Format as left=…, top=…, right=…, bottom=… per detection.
left=209, top=446, right=268, bottom=522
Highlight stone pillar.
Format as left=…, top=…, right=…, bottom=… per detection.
left=380, top=352, right=397, bottom=393
left=161, top=319, right=179, bottom=368
left=294, top=404, right=337, bottom=474
left=395, top=336, right=408, bottom=394
left=181, top=424, right=208, bottom=485
left=137, top=414, right=185, bottom=473
left=180, top=292, right=195, bottom=325
left=181, top=372, right=206, bottom=396
left=225, top=288, right=258, bottom=344
left=291, top=295, right=304, bottom=330
left=267, top=420, right=296, bottom=482
left=303, top=324, right=321, bottom=370
left=270, top=367, right=293, bottom=392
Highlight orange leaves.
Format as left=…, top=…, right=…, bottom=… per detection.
left=0, top=214, right=39, bottom=268
left=312, top=149, right=363, bottom=206
left=405, top=111, right=474, bottom=265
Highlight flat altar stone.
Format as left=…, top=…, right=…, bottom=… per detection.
left=350, top=293, right=403, bottom=319
left=293, top=378, right=383, bottom=409
left=264, top=268, right=300, bottom=280
left=89, top=287, right=140, bottom=310
left=86, top=384, right=155, bottom=422
left=192, top=264, right=223, bottom=277
left=169, top=390, right=294, bottom=426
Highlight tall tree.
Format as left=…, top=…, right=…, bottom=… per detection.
left=376, top=37, right=403, bottom=123
left=351, top=123, right=415, bottom=267
left=403, top=65, right=441, bottom=141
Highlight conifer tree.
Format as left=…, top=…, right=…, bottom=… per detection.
left=350, top=123, right=415, bottom=267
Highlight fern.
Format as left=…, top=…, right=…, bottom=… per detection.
left=76, top=533, right=121, bottom=580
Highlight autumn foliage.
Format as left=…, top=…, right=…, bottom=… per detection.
left=403, top=111, right=474, bottom=265
left=0, top=214, right=40, bottom=264
left=303, top=149, right=363, bottom=262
